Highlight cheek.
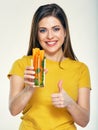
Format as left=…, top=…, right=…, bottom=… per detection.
left=37, top=35, right=45, bottom=47
left=38, top=33, right=45, bottom=42
left=58, top=33, right=65, bottom=42
left=61, top=31, right=66, bottom=41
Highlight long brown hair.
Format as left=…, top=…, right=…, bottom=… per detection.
left=27, top=3, right=77, bottom=60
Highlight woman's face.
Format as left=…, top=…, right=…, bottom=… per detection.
left=38, top=16, right=66, bottom=57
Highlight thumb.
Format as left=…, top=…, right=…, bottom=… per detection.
left=58, top=80, right=63, bottom=93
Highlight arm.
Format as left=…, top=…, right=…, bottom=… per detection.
left=51, top=80, right=90, bottom=127
left=66, top=88, right=90, bottom=127
left=9, top=66, right=35, bottom=116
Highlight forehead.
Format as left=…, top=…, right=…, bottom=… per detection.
left=38, top=16, right=62, bottom=27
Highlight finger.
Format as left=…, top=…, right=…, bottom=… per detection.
left=26, top=66, right=34, bottom=70
left=52, top=94, right=64, bottom=102
left=52, top=100, right=64, bottom=108
left=58, top=80, right=63, bottom=93
left=24, top=68, right=35, bottom=76
left=44, top=68, right=48, bottom=74
left=51, top=93, right=60, bottom=98
left=24, top=80, right=35, bottom=87
left=24, top=74, right=35, bottom=87
left=24, top=75, right=35, bottom=79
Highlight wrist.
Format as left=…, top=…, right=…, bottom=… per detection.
left=66, top=99, right=76, bottom=110
left=24, top=86, right=34, bottom=92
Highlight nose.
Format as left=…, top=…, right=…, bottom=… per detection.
left=47, top=30, right=54, bottom=39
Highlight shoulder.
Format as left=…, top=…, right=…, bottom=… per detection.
left=62, top=58, right=90, bottom=74
left=8, top=55, right=32, bottom=78
left=66, top=58, right=89, bottom=69
left=13, top=55, right=32, bottom=66
left=11, top=55, right=32, bottom=71
left=15, top=55, right=32, bottom=62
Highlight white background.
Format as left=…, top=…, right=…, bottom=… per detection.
left=0, top=0, right=97, bottom=129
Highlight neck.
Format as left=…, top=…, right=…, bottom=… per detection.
left=45, top=50, right=64, bottom=62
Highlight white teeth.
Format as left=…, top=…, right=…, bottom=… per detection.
left=47, top=42, right=56, bottom=45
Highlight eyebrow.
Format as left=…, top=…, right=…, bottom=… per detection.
left=38, top=25, right=61, bottom=29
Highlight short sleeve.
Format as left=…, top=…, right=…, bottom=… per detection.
left=78, top=63, right=91, bottom=89
left=7, top=56, right=31, bottom=79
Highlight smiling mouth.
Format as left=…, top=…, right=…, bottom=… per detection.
left=46, top=41, right=57, bottom=47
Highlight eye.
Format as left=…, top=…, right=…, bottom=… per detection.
left=39, top=28, right=47, bottom=33
left=53, top=27, right=60, bottom=32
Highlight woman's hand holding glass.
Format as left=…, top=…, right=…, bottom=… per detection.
left=24, top=66, right=35, bottom=87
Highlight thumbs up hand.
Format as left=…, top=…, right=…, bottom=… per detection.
left=51, top=80, right=73, bottom=108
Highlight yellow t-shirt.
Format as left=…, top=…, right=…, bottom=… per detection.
left=8, top=56, right=91, bottom=130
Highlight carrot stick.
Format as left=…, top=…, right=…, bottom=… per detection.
left=32, top=48, right=45, bottom=87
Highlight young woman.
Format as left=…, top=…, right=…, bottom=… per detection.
left=8, top=3, right=91, bottom=130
